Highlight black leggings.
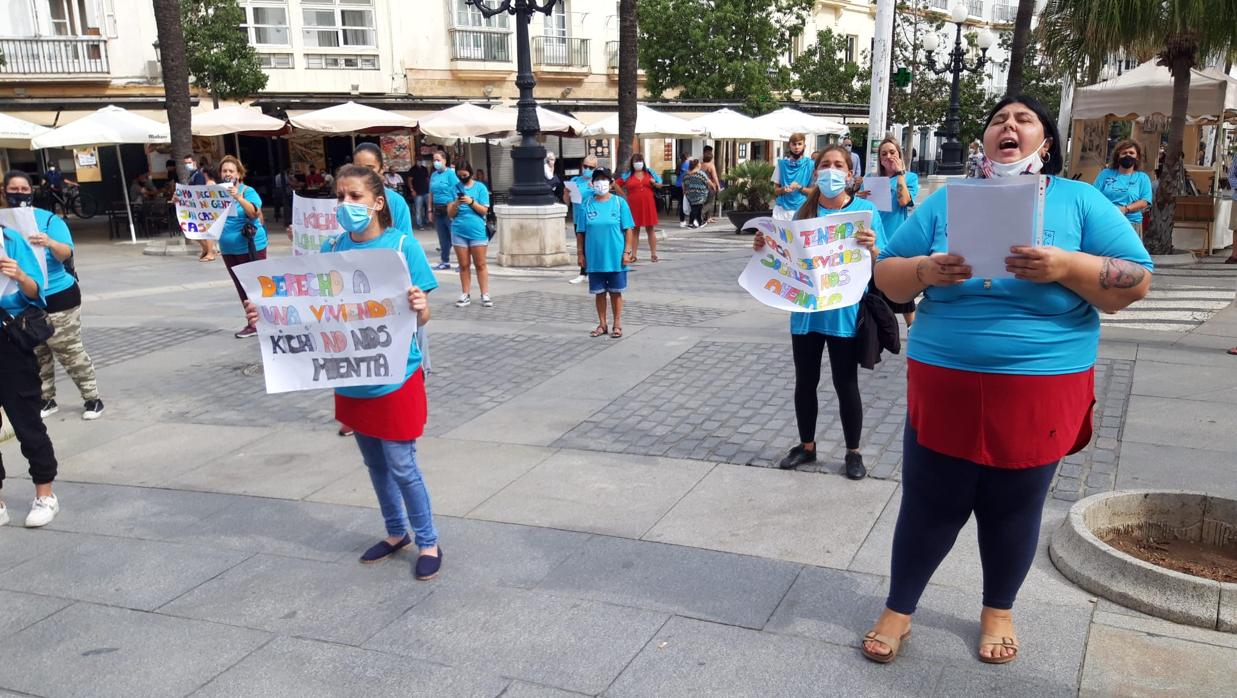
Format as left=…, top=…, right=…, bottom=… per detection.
left=0, top=331, right=58, bottom=487
left=791, top=332, right=862, bottom=449
left=886, top=425, right=1057, bottom=614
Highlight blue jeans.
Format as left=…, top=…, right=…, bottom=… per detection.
left=354, top=434, right=438, bottom=547
left=413, top=194, right=428, bottom=228
left=433, top=212, right=452, bottom=264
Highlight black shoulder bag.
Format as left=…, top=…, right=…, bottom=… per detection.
left=1, top=305, right=55, bottom=353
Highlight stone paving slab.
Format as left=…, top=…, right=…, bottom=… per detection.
left=82, top=326, right=219, bottom=370
left=0, top=528, right=78, bottom=575
left=764, top=566, right=888, bottom=647
left=1079, top=623, right=1237, bottom=698
left=38, top=481, right=237, bottom=540
left=0, top=602, right=270, bottom=698
left=1115, top=441, right=1237, bottom=500
left=364, top=584, right=669, bottom=696
left=0, top=589, right=73, bottom=636
left=535, top=535, right=802, bottom=629
left=191, top=635, right=509, bottom=698
left=429, top=516, right=593, bottom=589
left=444, top=290, right=739, bottom=327
left=499, top=681, right=590, bottom=697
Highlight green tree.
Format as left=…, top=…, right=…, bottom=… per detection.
left=636, top=0, right=814, bottom=113
left=181, top=0, right=268, bottom=107
left=1039, top=0, right=1237, bottom=254
left=790, top=29, right=867, bottom=103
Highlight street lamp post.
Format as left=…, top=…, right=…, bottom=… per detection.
left=464, top=0, right=558, bottom=206
left=920, top=3, right=993, bottom=175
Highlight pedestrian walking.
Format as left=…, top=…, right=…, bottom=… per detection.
left=700, top=145, right=721, bottom=222
left=865, top=95, right=1153, bottom=665
left=447, top=160, right=492, bottom=308
left=755, top=145, right=884, bottom=481
left=0, top=199, right=61, bottom=528
left=217, top=155, right=268, bottom=339
left=675, top=152, right=692, bottom=227
left=771, top=133, right=814, bottom=220
left=409, top=159, right=430, bottom=230
left=577, top=168, right=635, bottom=339
left=1092, top=139, right=1153, bottom=235
left=681, top=160, right=710, bottom=228
left=244, top=165, right=442, bottom=578
left=351, top=143, right=412, bottom=234
left=3, top=172, right=104, bottom=421
left=616, top=152, right=663, bottom=262
left=860, top=137, right=920, bottom=325
left=564, top=155, right=598, bottom=284
left=427, top=151, right=459, bottom=271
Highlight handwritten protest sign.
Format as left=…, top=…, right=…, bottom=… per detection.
left=291, top=193, right=341, bottom=255
left=174, top=184, right=235, bottom=240
left=737, top=212, right=874, bottom=312
left=235, top=248, right=415, bottom=394
left=0, top=207, right=48, bottom=295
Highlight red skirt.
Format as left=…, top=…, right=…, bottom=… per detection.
left=906, top=359, right=1094, bottom=469
left=335, top=369, right=427, bottom=442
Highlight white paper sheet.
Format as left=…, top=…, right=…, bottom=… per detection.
left=862, top=176, right=893, bottom=212
left=945, top=176, right=1046, bottom=280
left=564, top=181, right=582, bottom=204
left=0, top=208, right=48, bottom=291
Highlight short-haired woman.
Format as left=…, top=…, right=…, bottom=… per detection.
left=1092, top=139, right=1153, bottom=234
left=866, top=96, right=1152, bottom=665
left=577, top=168, right=635, bottom=338
left=245, top=165, right=442, bottom=578
left=447, top=159, right=492, bottom=308
left=0, top=183, right=61, bottom=527
left=754, top=145, right=884, bottom=481
left=426, top=151, right=458, bottom=271
left=217, top=155, right=268, bottom=339
left=771, top=133, right=814, bottom=220
left=3, top=171, right=104, bottom=421
left=616, top=152, right=663, bottom=261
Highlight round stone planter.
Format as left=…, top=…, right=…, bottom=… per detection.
left=1050, top=491, right=1236, bottom=632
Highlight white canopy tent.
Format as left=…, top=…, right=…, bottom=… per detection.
left=288, top=101, right=417, bottom=133
left=416, top=103, right=511, bottom=140
left=192, top=105, right=286, bottom=136
left=1072, top=61, right=1237, bottom=121
left=689, top=108, right=783, bottom=141
left=484, top=104, right=586, bottom=137
left=751, top=107, right=848, bottom=138
left=0, top=113, right=50, bottom=149
left=581, top=105, right=705, bottom=138
left=30, top=105, right=170, bottom=243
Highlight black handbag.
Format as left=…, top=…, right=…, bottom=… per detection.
left=1, top=305, right=55, bottom=353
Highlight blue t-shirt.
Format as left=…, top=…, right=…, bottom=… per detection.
left=675, top=161, right=690, bottom=187
left=322, top=228, right=439, bottom=399
left=31, top=207, right=76, bottom=296
left=385, top=186, right=412, bottom=233
left=429, top=168, right=460, bottom=205
left=877, top=172, right=919, bottom=236
left=1092, top=168, right=1153, bottom=223
left=450, top=181, right=490, bottom=241
left=789, top=197, right=886, bottom=339
left=773, top=156, right=815, bottom=212
left=581, top=195, right=635, bottom=273
left=218, top=184, right=268, bottom=256
left=569, top=175, right=595, bottom=231
left=0, top=228, right=46, bottom=316
left=877, top=177, right=1154, bottom=375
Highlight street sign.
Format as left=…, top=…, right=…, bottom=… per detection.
left=893, top=67, right=912, bottom=88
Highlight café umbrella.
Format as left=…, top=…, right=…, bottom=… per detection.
left=0, top=113, right=50, bottom=149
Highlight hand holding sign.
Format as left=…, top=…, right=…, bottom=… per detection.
left=738, top=211, right=875, bottom=313
left=175, top=184, right=235, bottom=240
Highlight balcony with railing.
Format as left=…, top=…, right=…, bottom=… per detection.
left=606, top=40, right=619, bottom=70
left=531, top=36, right=589, bottom=69
left=0, top=37, right=109, bottom=77
left=992, top=1, right=1017, bottom=22
left=448, top=29, right=511, bottom=63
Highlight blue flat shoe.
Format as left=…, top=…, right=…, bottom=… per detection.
left=415, top=546, right=443, bottom=580
left=359, top=534, right=411, bottom=564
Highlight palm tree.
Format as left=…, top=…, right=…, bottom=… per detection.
left=1004, top=0, right=1037, bottom=95
left=1039, top=0, right=1237, bottom=255
left=616, top=0, right=638, bottom=169
left=152, top=0, right=193, bottom=183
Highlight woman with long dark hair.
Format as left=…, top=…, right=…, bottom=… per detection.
left=616, top=152, right=663, bottom=261
left=352, top=142, right=412, bottom=234
left=446, top=159, right=492, bottom=308
left=1092, top=139, right=1153, bottom=234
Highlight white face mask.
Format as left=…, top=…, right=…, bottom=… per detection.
left=593, top=181, right=611, bottom=196
left=632, top=161, right=644, bottom=171
left=983, top=140, right=1046, bottom=178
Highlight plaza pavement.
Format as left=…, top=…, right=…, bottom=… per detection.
left=0, top=215, right=1235, bottom=697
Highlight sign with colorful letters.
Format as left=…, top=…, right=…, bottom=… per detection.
left=291, top=193, right=341, bottom=256
left=737, top=212, right=874, bottom=313
left=174, top=184, right=235, bottom=240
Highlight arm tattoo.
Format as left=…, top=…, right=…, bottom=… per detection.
left=1099, top=257, right=1146, bottom=290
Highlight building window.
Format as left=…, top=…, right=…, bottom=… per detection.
left=242, top=3, right=290, bottom=46
left=303, top=1, right=375, bottom=48
left=844, top=35, right=857, bottom=64
left=304, top=53, right=378, bottom=69
left=258, top=52, right=294, bottom=69
left=454, top=0, right=509, bottom=29
left=48, top=0, right=100, bottom=36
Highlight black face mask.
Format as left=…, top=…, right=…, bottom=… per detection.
left=459, top=174, right=471, bottom=182
left=5, top=192, right=33, bottom=207
left=1118, top=155, right=1138, bottom=169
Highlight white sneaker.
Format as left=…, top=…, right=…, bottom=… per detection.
left=455, top=294, right=471, bottom=307
left=25, top=494, right=58, bottom=528
left=0, top=502, right=9, bottom=527
left=679, top=221, right=688, bottom=228
left=568, top=274, right=587, bottom=285
left=481, top=294, right=494, bottom=308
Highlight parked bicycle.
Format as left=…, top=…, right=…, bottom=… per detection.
left=39, top=183, right=97, bottom=219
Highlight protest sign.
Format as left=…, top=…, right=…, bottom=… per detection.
left=174, top=184, right=235, bottom=240
left=235, top=248, right=415, bottom=394
left=291, top=193, right=341, bottom=255
left=0, top=207, right=49, bottom=293
left=737, top=211, right=874, bottom=313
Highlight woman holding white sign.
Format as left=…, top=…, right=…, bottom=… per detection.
left=859, top=137, right=920, bottom=326
left=244, top=165, right=443, bottom=579
left=865, top=96, right=1152, bottom=665
left=218, top=155, right=269, bottom=339
left=753, top=144, right=884, bottom=481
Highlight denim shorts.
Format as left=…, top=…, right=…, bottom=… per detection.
left=588, top=271, right=627, bottom=295
left=451, top=234, right=488, bottom=248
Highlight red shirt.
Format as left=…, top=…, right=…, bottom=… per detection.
left=335, top=368, right=427, bottom=442
left=906, top=359, right=1094, bottom=469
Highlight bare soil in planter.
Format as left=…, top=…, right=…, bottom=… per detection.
left=1099, top=530, right=1237, bottom=583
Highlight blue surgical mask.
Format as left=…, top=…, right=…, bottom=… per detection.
left=582, top=167, right=594, bottom=177
left=817, top=169, right=849, bottom=197
left=433, top=161, right=446, bottom=172
left=335, top=202, right=373, bottom=233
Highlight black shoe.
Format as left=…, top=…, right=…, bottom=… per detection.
left=778, top=445, right=817, bottom=470
left=415, top=545, right=442, bottom=580
left=845, top=452, right=867, bottom=480
left=359, top=534, right=411, bottom=564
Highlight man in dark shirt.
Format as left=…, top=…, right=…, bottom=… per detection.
left=185, top=154, right=207, bottom=185
left=409, top=159, right=431, bottom=230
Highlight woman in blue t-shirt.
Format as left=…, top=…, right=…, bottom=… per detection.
left=1092, top=139, right=1153, bottom=233
left=752, top=145, right=883, bottom=481
left=866, top=96, right=1152, bottom=666
left=351, top=142, right=412, bottom=234
left=3, top=171, right=103, bottom=421
left=860, top=137, right=921, bottom=326
left=426, top=151, right=458, bottom=271
left=243, top=165, right=443, bottom=579
left=446, top=160, right=492, bottom=308
left=0, top=188, right=61, bottom=528
left=769, top=133, right=815, bottom=220
left=577, top=168, right=635, bottom=338
left=217, top=155, right=268, bottom=339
